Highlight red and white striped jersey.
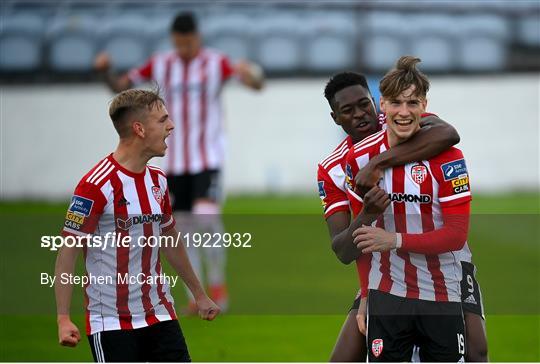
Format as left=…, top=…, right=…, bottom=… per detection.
left=346, top=130, right=472, bottom=302
left=128, top=48, right=235, bottom=175
left=62, top=154, right=177, bottom=335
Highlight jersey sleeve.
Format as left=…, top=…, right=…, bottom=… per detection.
left=62, top=182, right=107, bottom=237
left=220, top=55, right=235, bottom=84
left=127, top=57, right=154, bottom=85
left=431, top=148, right=472, bottom=207
left=317, top=165, right=350, bottom=218
left=160, top=186, right=176, bottom=234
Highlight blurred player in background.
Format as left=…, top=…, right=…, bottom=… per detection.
left=55, top=89, right=219, bottom=362
left=346, top=56, right=483, bottom=361
left=94, top=12, right=264, bottom=313
left=318, top=72, right=461, bottom=361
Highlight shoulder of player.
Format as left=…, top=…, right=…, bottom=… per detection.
left=318, top=138, right=350, bottom=171
left=349, top=129, right=386, bottom=158
left=79, top=156, right=117, bottom=189
left=147, top=164, right=166, bottom=177
left=200, top=47, right=228, bottom=62
left=428, top=146, right=465, bottom=165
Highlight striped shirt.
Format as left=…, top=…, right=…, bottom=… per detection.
left=62, top=154, right=177, bottom=335
left=128, top=48, right=235, bottom=175
left=346, top=130, right=472, bottom=302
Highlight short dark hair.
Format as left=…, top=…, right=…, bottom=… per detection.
left=379, top=56, right=430, bottom=99
left=324, top=72, right=371, bottom=109
left=171, top=12, right=197, bottom=34
left=109, top=89, right=164, bottom=138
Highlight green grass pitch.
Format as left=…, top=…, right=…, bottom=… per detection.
left=0, top=193, right=538, bottom=361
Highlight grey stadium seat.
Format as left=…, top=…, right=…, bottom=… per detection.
left=204, top=14, right=253, bottom=62
left=100, top=14, right=150, bottom=71
left=251, top=13, right=306, bottom=72
left=47, top=14, right=99, bottom=72
left=304, top=12, right=358, bottom=72
left=0, top=12, right=45, bottom=71
left=517, top=15, right=540, bottom=47
left=455, top=15, right=510, bottom=71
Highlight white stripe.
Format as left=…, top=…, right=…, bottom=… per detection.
left=353, top=130, right=385, bottom=151
left=86, top=159, right=110, bottom=183
left=97, top=331, right=105, bottom=362
left=320, top=139, right=348, bottom=166
left=321, top=142, right=348, bottom=168
left=93, top=164, right=115, bottom=186
left=325, top=200, right=349, bottom=215
left=321, top=147, right=349, bottom=170
left=62, top=227, right=88, bottom=236
left=439, top=191, right=471, bottom=202
left=354, top=133, right=385, bottom=154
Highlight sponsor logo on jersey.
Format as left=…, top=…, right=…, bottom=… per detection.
left=116, top=214, right=163, bottom=230
left=451, top=176, right=470, bottom=194
left=372, top=339, right=384, bottom=358
left=411, top=164, right=427, bottom=184
left=441, top=158, right=468, bottom=181
left=389, top=193, right=432, bottom=203
left=345, top=164, right=354, bottom=190
left=152, top=186, right=164, bottom=205
left=318, top=181, right=327, bottom=208
left=65, top=211, right=84, bottom=225
left=69, top=195, right=94, bottom=216
left=464, top=294, right=477, bottom=305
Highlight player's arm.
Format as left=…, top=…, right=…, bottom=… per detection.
left=329, top=187, right=390, bottom=264
left=161, top=227, right=220, bottom=320
left=234, top=60, right=265, bottom=90
left=94, top=52, right=134, bottom=93
left=55, top=243, right=82, bottom=347
left=352, top=202, right=470, bottom=254
left=355, top=115, right=460, bottom=196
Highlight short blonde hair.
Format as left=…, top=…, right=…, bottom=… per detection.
left=108, top=89, right=164, bottom=138
left=379, top=56, right=430, bottom=100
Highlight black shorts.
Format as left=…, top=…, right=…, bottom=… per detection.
left=367, top=290, right=465, bottom=362
left=87, top=320, right=190, bottom=362
left=167, top=170, right=221, bottom=211
left=349, top=290, right=362, bottom=311
left=460, top=261, right=485, bottom=318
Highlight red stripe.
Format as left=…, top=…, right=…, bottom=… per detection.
left=165, top=56, right=175, bottom=174
left=110, top=172, right=133, bottom=330
left=420, top=164, right=448, bottom=301
left=150, top=171, right=176, bottom=319
left=393, top=166, right=420, bottom=299
left=376, top=216, right=393, bottom=292
left=199, top=56, right=209, bottom=170
left=83, top=246, right=91, bottom=335
left=182, top=59, right=190, bottom=173
left=134, top=170, right=159, bottom=326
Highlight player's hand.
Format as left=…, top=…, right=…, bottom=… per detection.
left=195, top=295, right=221, bottom=321
left=353, top=226, right=397, bottom=253
left=362, top=186, right=390, bottom=217
left=94, top=52, right=111, bottom=72
left=234, top=60, right=264, bottom=87
left=355, top=297, right=367, bottom=335
left=354, top=162, right=383, bottom=198
left=57, top=316, right=81, bottom=347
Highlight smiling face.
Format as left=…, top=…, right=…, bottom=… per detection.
left=380, top=84, right=427, bottom=146
left=331, top=85, right=379, bottom=144
left=138, top=102, right=174, bottom=158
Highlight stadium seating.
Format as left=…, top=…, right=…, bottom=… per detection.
left=0, top=12, right=45, bottom=71
left=517, top=15, right=540, bottom=47
left=204, top=14, right=253, bottom=62
left=47, top=14, right=99, bottom=71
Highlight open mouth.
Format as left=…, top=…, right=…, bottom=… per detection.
left=355, top=120, right=373, bottom=131
left=395, top=119, right=413, bottom=126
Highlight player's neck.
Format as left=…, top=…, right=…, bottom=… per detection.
left=113, top=142, right=148, bottom=174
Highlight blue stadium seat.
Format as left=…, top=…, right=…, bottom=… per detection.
left=304, top=12, right=357, bottom=72
left=204, top=14, right=253, bottom=61
left=0, top=12, right=45, bottom=71
left=47, top=14, right=99, bottom=72
left=517, top=15, right=540, bottom=47
left=101, top=14, right=150, bottom=71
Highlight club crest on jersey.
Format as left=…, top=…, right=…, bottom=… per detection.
left=411, top=164, right=427, bottom=184
left=318, top=181, right=327, bottom=208
left=152, top=186, right=164, bottom=205
left=441, top=158, right=468, bottom=181
left=372, top=339, right=383, bottom=358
